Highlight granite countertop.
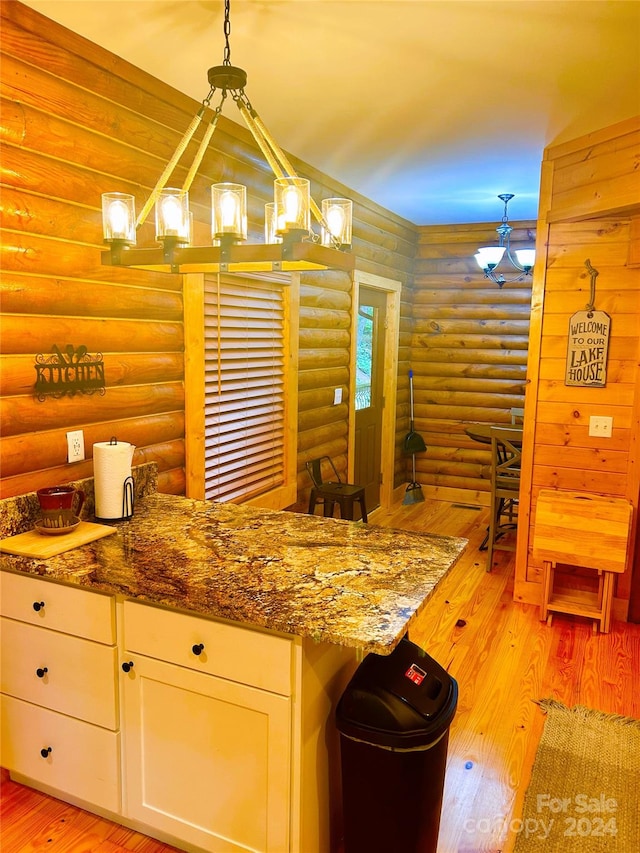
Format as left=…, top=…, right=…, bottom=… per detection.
left=0, top=491, right=467, bottom=655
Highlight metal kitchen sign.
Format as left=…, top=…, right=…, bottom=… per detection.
left=35, top=344, right=105, bottom=401
left=565, top=259, right=610, bottom=388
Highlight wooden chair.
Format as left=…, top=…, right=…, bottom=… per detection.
left=533, top=489, right=632, bottom=633
left=306, top=457, right=368, bottom=522
left=486, top=426, right=522, bottom=571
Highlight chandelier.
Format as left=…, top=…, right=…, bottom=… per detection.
left=474, top=194, right=536, bottom=287
left=101, top=0, right=354, bottom=275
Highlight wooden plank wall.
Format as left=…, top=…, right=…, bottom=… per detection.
left=515, top=116, right=640, bottom=619
left=0, top=2, right=417, bottom=503
left=412, top=223, right=535, bottom=504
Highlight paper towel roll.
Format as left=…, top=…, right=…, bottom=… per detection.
left=93, top=440, right=135, bottom=520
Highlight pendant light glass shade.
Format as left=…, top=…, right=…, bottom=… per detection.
left=102, top=193, right=136, bottom=245
left=274, top=177, right=310, bottom=234
left=514, top=248, right=536, bottom=270
left=156, top=188, right=190, bottom=242
left=474, top=246, right=506, bottom=270
left=211, top=182, right=247, bottom=241
left=321, top=198, right=353, bottom=247
left=264, top=202, right=282, bottom=244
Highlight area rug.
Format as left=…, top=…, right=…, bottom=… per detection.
left=513, top=699, right=640, bottom=852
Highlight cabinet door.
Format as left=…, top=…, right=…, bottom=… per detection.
left=122, top=654, right=291, bottom=853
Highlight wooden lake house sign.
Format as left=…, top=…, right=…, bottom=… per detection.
left=565, top=260, right=610, bottom=388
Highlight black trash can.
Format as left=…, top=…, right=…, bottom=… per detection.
left=336, top=637, right=458, bottom=853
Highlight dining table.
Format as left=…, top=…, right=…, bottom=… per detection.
left=464, top=423, right=523, bottom=445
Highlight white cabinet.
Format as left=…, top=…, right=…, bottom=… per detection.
left=1, top=571, right=360, bottom=852
left=0, top=571, right=120, bottom=812
left=120, top=600, right=293, bottom=853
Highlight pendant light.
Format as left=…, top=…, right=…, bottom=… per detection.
left=474, top=194, right=535, bottom=287
left=101, top=0, right=353, bottom=275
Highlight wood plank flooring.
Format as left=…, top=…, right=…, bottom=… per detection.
left=2, top=498, right=639, bottom=853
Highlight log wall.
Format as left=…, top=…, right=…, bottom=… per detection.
left=0, top=2, right=417, bottom=502
left=515, top=116, right=640, bottom=619
left=412, top=223, right=535, bottom=504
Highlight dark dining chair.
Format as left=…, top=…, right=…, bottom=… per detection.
left=305, top=456, right=368, bottom=522
left=486, top=426, right=522, bottom=571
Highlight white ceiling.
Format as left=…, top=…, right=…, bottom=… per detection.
left=19, top=0, right=640, bottom=225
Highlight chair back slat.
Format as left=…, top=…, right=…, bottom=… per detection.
left=490, top=427, right=522, bottom=492
left=305, top=456, right=341, bottom=489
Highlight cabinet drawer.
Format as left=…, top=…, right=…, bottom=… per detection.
left=123, top=600, right=293, bottom=696
left=0, top=571, right=115, bottom=644
left=1, top=617, right=118, bottom=730
left=1, top=694, right=120, bottom=814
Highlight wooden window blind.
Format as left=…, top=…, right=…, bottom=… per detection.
left=203, top=274, right=287, bottom=503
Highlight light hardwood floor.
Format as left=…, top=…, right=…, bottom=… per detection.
left=2, top=499, right=639, bottom=853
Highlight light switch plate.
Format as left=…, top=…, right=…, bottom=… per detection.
left=588, top=416, right=613, bottom=438
left=66, top=429, right=85, bottom=462
left=333, top=388, right=343, bottom=405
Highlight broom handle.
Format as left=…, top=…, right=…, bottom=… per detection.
left=409, top=369, right=415, bottom=427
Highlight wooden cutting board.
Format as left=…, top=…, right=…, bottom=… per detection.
left=0, top=521, right=117, bottom=559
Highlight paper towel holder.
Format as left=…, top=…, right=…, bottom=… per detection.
left=94, top=475, right=134, bottom=522
left=122, top=475, right=134, bottom=520
left=94, top=437, right=136, bottom=522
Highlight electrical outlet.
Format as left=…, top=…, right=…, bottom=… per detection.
left=66, top=429, right=85, bottom=462
left=588, top=416, right=613, bottom=438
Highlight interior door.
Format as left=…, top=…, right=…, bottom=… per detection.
left=354, top=288, right=387, bottom=512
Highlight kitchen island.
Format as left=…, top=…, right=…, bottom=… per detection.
left=0, top=486, right=467, bottom=853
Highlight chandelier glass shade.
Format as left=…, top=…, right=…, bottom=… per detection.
left=474, top=194, right=536, bottom=287
left=100, top=0, right=353, bottom=275
left=321, top=198, right=353, bottom=247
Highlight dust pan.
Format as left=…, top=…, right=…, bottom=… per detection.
left=403, top=370, right=426, bottom=455
left=404, top=430, right=427, bottom=455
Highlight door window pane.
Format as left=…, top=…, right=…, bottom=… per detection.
left=356, top=305, right=374, bottom=411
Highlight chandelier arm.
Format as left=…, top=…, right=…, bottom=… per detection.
left=181, top=105, right=223, bottom=194
left=236, top=100, right=287, bottom=180
left=136, top=107, right=207, bottom=229
left=235, top=95, right=341, bottom=247
left=484, top=269, right=527, bottom=287
left=503, top=245, right=528, bottom=272
left=250, top=110, right=325, bottom=226
left=251, top=108, right=343, bottom=247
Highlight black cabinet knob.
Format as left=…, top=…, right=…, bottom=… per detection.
left=121, top=661, right=135, bottom=673
left=36, top=667, right=48, bottom=678
left=40, top=747, right=52, bottom=758
left=192, top=643, right=205, bottom=655
left=33, top=601, right=45, bottom=612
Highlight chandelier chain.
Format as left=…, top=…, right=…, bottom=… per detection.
left=201, top=86, right=217, bottom=109
left=223, top=0, right=232, bottom=66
